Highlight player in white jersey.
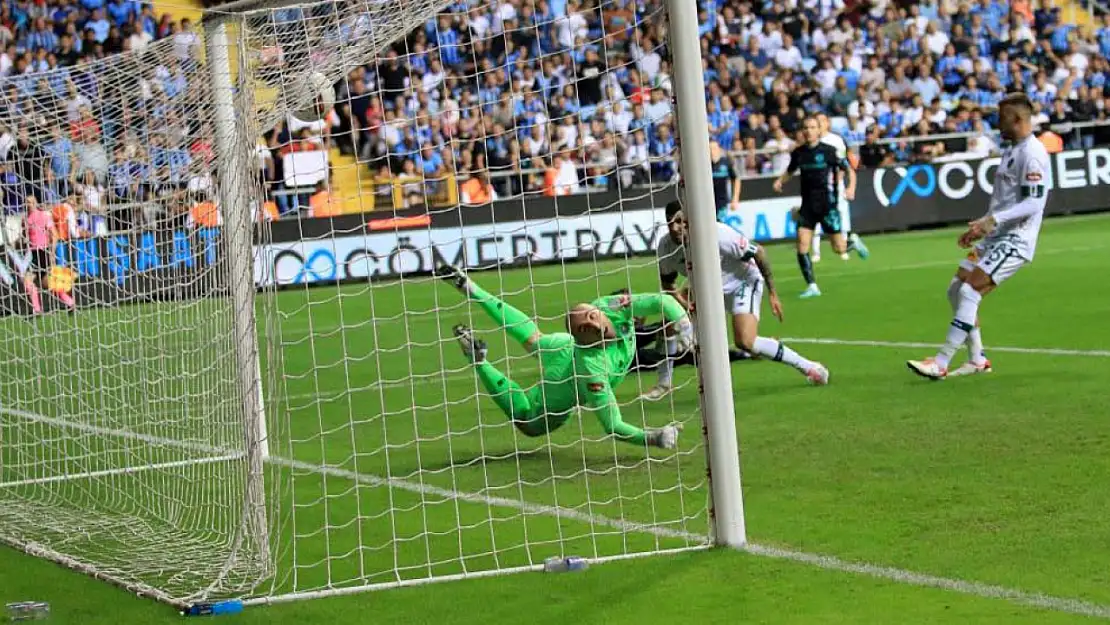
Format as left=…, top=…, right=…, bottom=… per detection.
left=908, top=94, right=1050, bottom=380
left=641, top=200, right=830, bottom=399
left=809, top=113, right=869, bottom=262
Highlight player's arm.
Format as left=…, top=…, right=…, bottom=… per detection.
left=773, top=149, right=800, bottom=193
left=658, top=270, right=689, bottom=310
left=839, top=152, right=857, bottom=201
left=579, top=376, right=647, bottom=445
left=752, top=245, right=784, bottom=321
left=962, top=152, right=1049, bottom=246
left=625, top=292, right=687, bottom=324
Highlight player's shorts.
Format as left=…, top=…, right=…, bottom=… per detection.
left=27, top=248, right=51, bottom=279
left=724, top=279, right=763, bottom=320
left=959, top=239, right=1029, bottom=285
left=796, top=201, right=842, bottom=234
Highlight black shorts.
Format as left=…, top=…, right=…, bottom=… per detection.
left=796, top=201, right=842, bottom=234
left=27, top=248, right=51, bottom=279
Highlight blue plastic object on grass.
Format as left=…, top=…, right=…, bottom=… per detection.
left=181, top=600, right=244, bottom=617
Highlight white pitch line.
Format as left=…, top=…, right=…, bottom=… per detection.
left=782, top=337, right=1110, bottom=358
left=2, top=405, right=1109, bottom=618
left=742, top=543, right=1110, bottom=620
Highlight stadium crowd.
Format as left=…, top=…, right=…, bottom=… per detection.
left=320, top=0, right=1110, bottom=202
left=1, top=0, right=1110, bottom=228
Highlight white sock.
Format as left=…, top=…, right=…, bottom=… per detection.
left=812, top=232, right=822, bottom=255
left=946, top=278, right=962, bottom=313
left=936, top=283, right=982, bottom=369
left=656, top=337, right=677, bottom=387
left=968, top=327, right=986, bottom=364
left=948, top=278, right=985, bottom=363
left=752, top=336, right=814, bottom=373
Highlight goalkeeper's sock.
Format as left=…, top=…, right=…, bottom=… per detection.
left=796, top=252, right=816, bottom=286
left=475, top=361, right=532, bottom=421
left=467, top=282, right=539, bottom=348
left=752, top=336, right=814, bottom=372
left=656, top=337, right=677, bottom=388
left=25, top=281, right=42, bottom=314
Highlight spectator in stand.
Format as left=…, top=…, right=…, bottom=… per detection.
left=23, top=195, right=75, bottom=314
left=460, top=170, right=496, bottom=205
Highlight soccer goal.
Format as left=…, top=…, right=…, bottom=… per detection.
left=0, top=0, right=743, bottom=609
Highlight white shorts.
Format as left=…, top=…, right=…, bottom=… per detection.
left=724, top=279, right=763, bottom=319
left=959, top=239, right=1029, bottom=285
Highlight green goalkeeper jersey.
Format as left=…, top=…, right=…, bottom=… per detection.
left=532, top=293, right=686, bottom=429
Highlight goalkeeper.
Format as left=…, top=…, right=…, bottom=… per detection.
left=437, top=265, right=689, bottom=449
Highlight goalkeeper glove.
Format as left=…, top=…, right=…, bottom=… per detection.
left=674, top=316, right=696, bottom=354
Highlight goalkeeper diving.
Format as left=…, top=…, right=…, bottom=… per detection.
left=436, top=265, right=690, bottom=449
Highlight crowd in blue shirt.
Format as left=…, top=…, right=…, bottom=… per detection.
left=327, top=0, right=1110, bottom=194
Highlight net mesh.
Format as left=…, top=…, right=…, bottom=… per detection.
left=246, top=0, right=709, bottom=602
left=0, top=29, right=271, bottom=603
left=0, top=0, right=713, bottom=605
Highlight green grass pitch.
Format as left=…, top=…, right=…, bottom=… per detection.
left=0, top=213, right=1108, bottom=624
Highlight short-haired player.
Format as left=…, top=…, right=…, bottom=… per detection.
left=643, top=200, right=829, bottom=399
left=810, top=113, right=869, bottom=263
left=772, top=116, right=853, bottom=298
left=908, top=94, right=1049, bottom=379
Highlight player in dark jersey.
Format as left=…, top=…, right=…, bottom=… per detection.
left=710, top=141, right=741, bottom=222
left=772, top=116, right=852, bottom=298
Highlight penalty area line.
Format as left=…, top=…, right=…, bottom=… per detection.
left=781, top=337, right=1110, bottom=358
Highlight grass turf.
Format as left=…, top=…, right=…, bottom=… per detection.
left=0, top=212, right=1107, bottom=623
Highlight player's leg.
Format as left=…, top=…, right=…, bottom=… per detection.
left=908, top=245, right=1019, bottom=380
left=794, top=209, right=821, bottom=297
left=811, top=224, right=822, bottom=263
left=22, top=271, right=42, bottom=315
left=841, top=199, right=870, bottom=260
left=437, top=265, right=542, bottom=353
left=946, top=262, right=992, bottom=377
left=822, top=208, right=850, bottom=260
left=22, top=251, right=46, bottom=315
left=641, top=320, right=679, bottom=400
left=454, top=325, right=557, bottom=436
left=729, top=284, right=828, bottom=384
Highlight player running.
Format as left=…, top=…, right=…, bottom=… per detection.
left=643, top=200, right=829, bottom=400
left=772, top=116, right=852, bottom=299
left=810, top=113, right=868, bottom=263
left=907, top=94, right=1049, bottom=380
left=436, top=265, right=689, bottom=449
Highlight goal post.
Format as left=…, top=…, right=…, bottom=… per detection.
left=0, top=0, right=746, bottom=608
left=663, top=0, right=747, bottom=547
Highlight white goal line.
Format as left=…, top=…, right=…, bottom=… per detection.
left=1, top=406, right=1108, bottom=618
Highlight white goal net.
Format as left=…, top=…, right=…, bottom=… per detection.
left=0, top=0, right=740, bottom=608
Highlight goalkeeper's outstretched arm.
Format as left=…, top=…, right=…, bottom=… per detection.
left=579, top=376, right=680, bottom=449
